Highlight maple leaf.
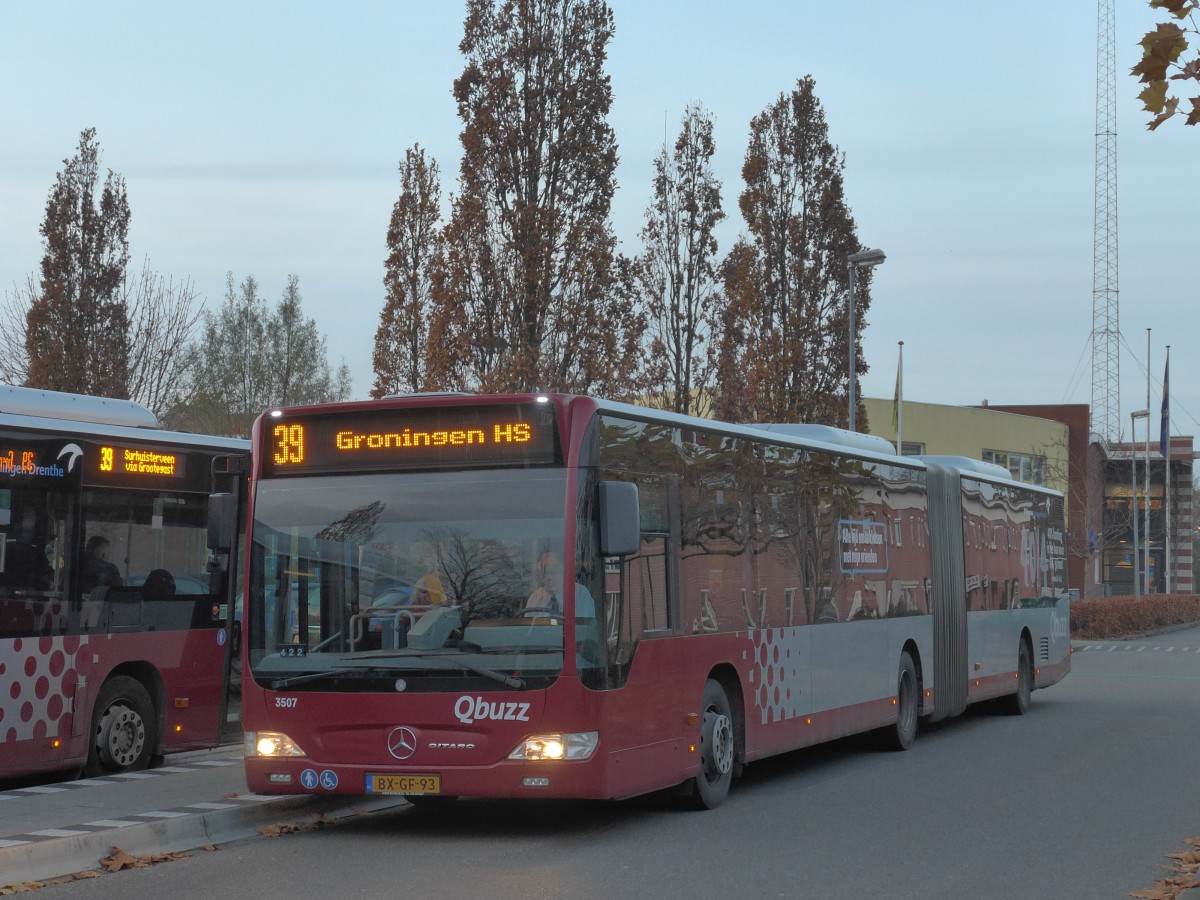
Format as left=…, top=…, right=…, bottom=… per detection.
left=99, top=847, right=140, bottom=872
left=1140, top=80, right=1172, bottom=114
left=1149, top=96, right=1181, bottom=130
left=1151, top=0, right=1199, bottom=17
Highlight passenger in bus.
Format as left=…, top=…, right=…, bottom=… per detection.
left=80, top=535, right=123, bottom=597
left=142, top=569, right=177, bottom=598
left=411, top=571, right=447, bottom=606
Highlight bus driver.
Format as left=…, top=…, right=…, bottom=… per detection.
left=525, top=551, right=594, bottom=618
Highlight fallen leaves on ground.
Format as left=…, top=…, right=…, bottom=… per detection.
left=99, top=846, right=190, bottom=872
left=258, top=822, right=299, bottom=837
left=1129, top=835, right=1200, bottom=899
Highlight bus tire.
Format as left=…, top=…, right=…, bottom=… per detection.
left=997, top=639, right=1033, bottom=716
left=687, top=679, right=736, bottom=810
left=877, top=651, right=918, bottom=752
left=84, top=676, right=155, bottom=776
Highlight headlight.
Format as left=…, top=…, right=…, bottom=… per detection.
left=508, top=732, right=598, bottom=761
left=246, top=731, right=306, bottom=758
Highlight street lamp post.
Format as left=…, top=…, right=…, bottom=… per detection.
left=847, top=248, right=886, bottom=432
left=1131, top=409, right=1149, bottom=600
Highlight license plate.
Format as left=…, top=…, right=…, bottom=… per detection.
left=366, top=774, right=441, bottom=795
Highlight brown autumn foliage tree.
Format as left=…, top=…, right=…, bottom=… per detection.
left=716, top=77, right=870, bottom=428
left=25, top=127, right=131, bottom=397
left=1133, top=0, right=1200, bottom=128
left=371, top=145, right=443, bottom=398
left=429, top=0, right=644, bottom=396
left=631, top=104, right=725, bottom=416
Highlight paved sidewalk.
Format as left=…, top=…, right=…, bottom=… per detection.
left=0, top=746, right=406, bottom=887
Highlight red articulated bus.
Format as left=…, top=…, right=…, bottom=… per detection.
left=240, top=393, right=1069, bottom=808
left=0, top=386, right=247, bottom=782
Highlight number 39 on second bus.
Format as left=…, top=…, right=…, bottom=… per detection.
left=239, top=393, right=1069, bottom=808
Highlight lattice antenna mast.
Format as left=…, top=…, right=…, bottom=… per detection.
left=1092, top=0, right=1120, bottom=443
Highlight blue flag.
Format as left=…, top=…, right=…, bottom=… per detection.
left=1159, top=351, right=1170, bottom=458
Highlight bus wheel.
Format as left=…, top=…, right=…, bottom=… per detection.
left=85, top=676, right=155, bottom=776
left=878, top=651, right=918, bottom=752
left=997, top=640, right=1033, bottom=716
left=689, top=679, right=735, bottom=809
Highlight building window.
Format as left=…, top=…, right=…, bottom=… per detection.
left=899, top=441, right=924, bottom=456
left=982, top=449, right=1045, bottom=485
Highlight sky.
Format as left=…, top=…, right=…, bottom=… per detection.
left=2, top=2, right=1197, bottom=445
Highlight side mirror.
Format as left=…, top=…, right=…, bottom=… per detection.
left=207, top=492, right=237, bottom=554
left=599, top=481, right=640, bottom=557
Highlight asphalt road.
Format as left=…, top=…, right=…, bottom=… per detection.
left=28, top=625, right=1200, bottom=899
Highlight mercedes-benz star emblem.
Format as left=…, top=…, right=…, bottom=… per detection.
left=387, top=726, right=418, bottom=760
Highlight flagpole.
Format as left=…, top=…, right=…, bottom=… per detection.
left=1145, top=329, right=1151, bottom=594
left=1163, top=346, right=1171, bottom=593
left=892, top=341, right=904, bottom=454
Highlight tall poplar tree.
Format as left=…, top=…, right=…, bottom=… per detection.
left=716, top=77, right=868, bottom=427
left=372, top=145, right=443, bottom=398
left=632, top=105, right=725, bottom=416
left=25, top=128, right=131, bottom=396
left=429, top=0, right=643, bottom=396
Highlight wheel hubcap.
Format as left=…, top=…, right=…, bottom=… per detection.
left=97, top=703, right=145, bottom=769
left=704, top=709, right=734, bottom=779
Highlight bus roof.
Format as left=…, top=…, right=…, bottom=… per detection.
left=590, top=397, right=922, bottom=468
left=918, top=455, right=1061, bottom=498
left=0, top=387, right=249, bottom=453
left=0, top=385, right=160, bottom=428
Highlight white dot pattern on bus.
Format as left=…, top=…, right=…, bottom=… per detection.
left=0, top=636, right=87, bottom=743
left=748, top=628, right=804, bottom=724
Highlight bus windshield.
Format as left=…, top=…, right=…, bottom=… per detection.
left=248, top=468, right=569, bottom=689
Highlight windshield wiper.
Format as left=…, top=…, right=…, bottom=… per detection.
left=270, top=668, right=384, bottom=690
left=422, top=654, right=526, bottom=689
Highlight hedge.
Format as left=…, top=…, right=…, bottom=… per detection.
left=1070, top=594, right=1200, bottom=640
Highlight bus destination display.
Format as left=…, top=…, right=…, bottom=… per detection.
left=83, top=443, right=188, bottom=486
left=264, top=402, right=559, bottom=475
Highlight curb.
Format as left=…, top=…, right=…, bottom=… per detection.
left=1, top=792, right=408, bottom=888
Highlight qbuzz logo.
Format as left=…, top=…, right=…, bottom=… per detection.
left=454, top=695, right=531, bottom=725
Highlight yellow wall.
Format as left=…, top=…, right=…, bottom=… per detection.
left=862, top=397, right=1070, bottom=498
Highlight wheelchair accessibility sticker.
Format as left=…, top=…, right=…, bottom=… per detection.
left=299, top=768, right=339, bottom=790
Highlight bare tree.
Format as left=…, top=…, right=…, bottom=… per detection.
left=0, top=275, right=39, bottom=385
left=123, top=259, right=204, bottom=417
left=177, top=273, right=350, bottom=437
left=5, top=260, right=202, bottom=420
left=632, top=105, right=725, bottom=416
